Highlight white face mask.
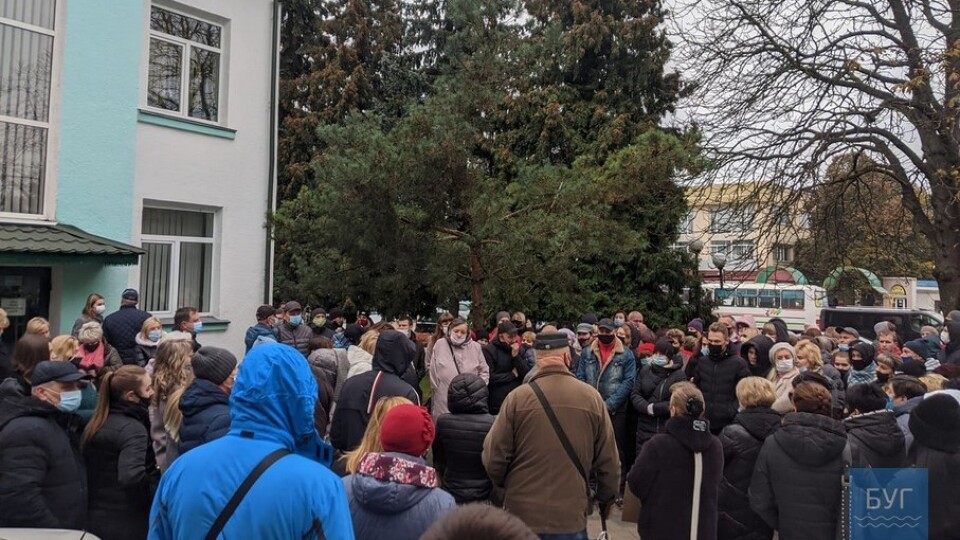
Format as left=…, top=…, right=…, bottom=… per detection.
left=94, top=304, right=106, bottom=315
left=776, top=359, right=795, bottom=373
left=450, top=334, right=467, bottom=346
left=942, top=330, right=951, bottom=344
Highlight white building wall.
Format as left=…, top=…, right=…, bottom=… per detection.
left=130, top=0, right=275, bottom=356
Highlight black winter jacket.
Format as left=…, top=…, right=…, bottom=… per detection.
left=693, top=349, right=751, bottom=434
left=277, top=322, right=314, bottom=357
left=628, top=415, right=724, bottom=540
left=483, top=341, right=527, bottom=414
left=330, top=330, right=419, bottom=453
left=102, top=305, right=152, bottom=366
left=630, top=362, right=687, bottom=446
left=178, top=378, right=230, bottom=454
left=909, top=419, right=960, bottom=540
left=84, top=401, right=158, bottom=540
left=0, top=395, right=86, bottom=529
left=433, top=373, right=495, bottom=503
left=749, top=412, right=848, bottom=540
left=718, top=407, right=782, bottom=540
left=740, top=336, right=774, bottom=378
left=844, top=410, right=907, bottom=468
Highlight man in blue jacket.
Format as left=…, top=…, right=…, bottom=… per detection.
left=576, top=318, right=636, bottom=502
left=148, top=343, right=353, bottom=540
left=244, top=305, right=278, bottom=352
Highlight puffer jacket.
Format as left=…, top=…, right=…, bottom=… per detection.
left=844, top=410, right=906, bottom=468
left=277, top=322, right=314, bottom=357
left=940, top=322, right=960, bottom=365
left=149, top=343, right=353, bottom=540
left=718, top=407, right=782, bottom=540
left=693, top=348, right=751, bottom=433
left=178, top=378, right=230, bottom=454
left=344, top=452, right=456, bottom=540
left=347, top=345, right=373, bottom=379
left=909, top=397, right=960, bottom=540
left=84, top=401, right=158, bottom=540
left=482, top=340, right=528, bottom=414
left=330, top=330, right=420, bottom=453
left=631, top=361, right=687, bottom=448
left=134, top=334, right=158, bottom=367
left=309, top=348, right=350, bottom=404
left=576, top=339, right=637, bottom=412
left=245, top=322, right=277, bottom=353
left=749, top=412, right=848, bottom=540
left=433, top=374, right=495, bottom=503
left=102, top=305, right=152, bottom=366
left=740, top=336, right=774, bottom=378
left=0, top=395, right=86, bottom=529
left=894, top=395, right=923, bottom=451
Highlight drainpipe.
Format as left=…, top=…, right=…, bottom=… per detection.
left=264, top=0, right=282, bottom=305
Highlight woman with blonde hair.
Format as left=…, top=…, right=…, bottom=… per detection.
left=347, top=328, right=378, bottom=379
left=49, top=335, right=98, bottom=421
left=134, top=316, right=164, bottom=367
left=82, top=365, right=157, bottom=540
left=77, top=322, right=122, bottom=378
left=25, top=317, right=50, bottom=338
left=769, top=343, right=801, bottom=414
left=340, top=395, right=413, bottom=474
left=149, top=337, right=194, bottom=472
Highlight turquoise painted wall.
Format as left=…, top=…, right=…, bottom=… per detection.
left=56, top=0, right=145, bottom=333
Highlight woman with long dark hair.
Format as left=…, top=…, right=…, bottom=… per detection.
left=0, top=334, right=50, bottom=396
left=82, top=365, right=158, bottom=540
left=72, top=293, right=105, bottom=337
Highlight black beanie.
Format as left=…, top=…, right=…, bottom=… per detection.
left=909, top=394, right=960, bottom=452
left=344, top=323, right=364, bottom=346
left=653, top=337, right=675, bottom=357
left=192, top=346, right=238, bottom=385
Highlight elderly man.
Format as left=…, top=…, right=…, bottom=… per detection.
left=484, top=332, right=619, bottom=540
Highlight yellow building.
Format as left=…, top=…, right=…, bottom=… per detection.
left=676, top=183, right=808, bottom=281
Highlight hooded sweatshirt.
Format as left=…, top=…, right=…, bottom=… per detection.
left=843, top=410, right=907, bottom=468
left=148, top=343, right=353, bottom=540
left=330, top=330, right=420, bottom=453
left=627, top=415, right=724, bottom=540
left=848, top=342, right=878, bottom=386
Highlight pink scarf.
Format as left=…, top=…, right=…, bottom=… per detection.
left=79, top=342, right=105, bottom=371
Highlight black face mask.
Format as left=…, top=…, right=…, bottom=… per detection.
left=709, top=344, right=725, bottom=358
left=876, top=373, right=890, bottom=384
left=597, top=334, right=616, bottom=345
left=83, top=342, right=99, bottom=352
left=851, top=358, right=869, bottom=371
left=512, top=320, right=524, bottom=329
left=578, top=337, right=592, bottom=347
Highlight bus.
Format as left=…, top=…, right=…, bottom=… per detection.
left=701, top=282, right=829, bottom=331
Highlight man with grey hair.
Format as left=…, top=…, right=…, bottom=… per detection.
left=484, top=333, right=619, bottom=539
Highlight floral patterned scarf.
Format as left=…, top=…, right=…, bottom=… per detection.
left=356, top=452, right=439, bottom=489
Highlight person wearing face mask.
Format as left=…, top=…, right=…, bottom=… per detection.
left=836, top=327, right=860, bottom=351
left=134, top=316, right=165, bottom=367
left=692, top=323, right=751, bottom=435
left=246, top=305, right=279, bottom=353
left=149, top=343, right=353, bottom=540
left=428, top=319, right=489, bottom=419
left=769, top=343, right=802, bottom=414
left=72, top=292, right=107, bottom=338
left=397, top=316, right=427, bottom=388
left=483, top=323, right=531, bottom=415
left=175, top=347, right=238, bottom=455
left=631, top=338, right=687, bottom=459
left=310, top=308, right=332, bottom=338
left=902, top=338, right=940, bottom=373
left=576, top=318, right=637, bottom=500
left=575, top=322, right=595, bottom=352
left=938, top=321, right=960, bottom=365
left=277, top=301, right=314, bottom=357
left=76, top=322, right=122, bottom=377
left=613, top=311, right=627, bottom=328
left=847, top=341, right=878, bottom=386
left=0, top=361, right=86, bottom=529
left=83, top=365, right=158, bottom=540
left=874, top=353, right=901, bottom=386
left=172, top=306, right=203, bottom=353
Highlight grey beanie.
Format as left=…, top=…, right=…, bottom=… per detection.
left=192, top=346, right=238, bottom=385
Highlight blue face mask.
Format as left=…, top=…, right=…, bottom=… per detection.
left=193, top=321, right=203, bottom=333
left=289, top=315, right=302, bottom=327
left=901, top=356, right=914, bottom=364
left=148, top=330, right=162, bottom=342
left=651, top=355, right=669, bottom=367
left=641, top=356, right=651, bottom=367
left=614, top=319, right=625, bottom=328
left=56, top=390, right=82, bottom=413
left=838, top=343, right=850, bottom=352
left=799, top=366, right=808, bottom=373
left=701, top=346, right=710, bottom=357
left=885, top=395, right=895, bottom=411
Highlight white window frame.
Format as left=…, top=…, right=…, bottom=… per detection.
left=730, top=240, right=755, bottom=261
left=679, top=211, right=694, bottom=234
left=140, top=205, right=220, bottom=318
left=774, top=244, right=793, bottom=264
left=0, top=1, right=64, bottom=221
left=142, top=3, right=227, bottom=125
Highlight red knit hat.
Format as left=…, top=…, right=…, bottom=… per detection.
left=380, top=405, right=435, bottom=457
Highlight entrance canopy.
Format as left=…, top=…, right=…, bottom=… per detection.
left=822, top=266, right=888, bottom=295
left=0, top=222, right=144, bottom=266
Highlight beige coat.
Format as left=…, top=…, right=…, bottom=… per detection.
left=428, top=337, right=488, bottom=417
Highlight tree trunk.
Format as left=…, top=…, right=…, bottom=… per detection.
left=935, top=248, right=960, bottom=313
left=470, top=248, right=485, bottom=331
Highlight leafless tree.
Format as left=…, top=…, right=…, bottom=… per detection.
left=674, top=0, right=960, bottom=309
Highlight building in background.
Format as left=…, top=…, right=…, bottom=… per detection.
left=0, top=0, right=279, bottom=356
left=676, top=182, right=808, bottom=283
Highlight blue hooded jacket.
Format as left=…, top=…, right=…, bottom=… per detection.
left=148, top=343, right=353, bottom=540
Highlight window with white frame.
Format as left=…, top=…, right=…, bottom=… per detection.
left=774, top=244, right=793, bottom=263
left=140, top=207, right=217, bottom=315
left=709, top=204, right=754, bottom=233
left=679, top=211, right=694, bottom=234
left=730, top=240, right=755, bottom=260
left=146, top=5, right=223, bottom=122
left=710, top=240, right=730, bottom=255
left=0, top=0, right=56, bottom=216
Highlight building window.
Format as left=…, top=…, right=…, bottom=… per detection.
left=710, top=240, right=730, bottom=255
left=671, top=241, right=688, bottom=252
left=140, top=207, right=216, bottom=315
left=709, top=205, right=753, bottom=233
left=730, top=240, right=755, bottom=260
left=0, top=0, right=56, bottom=216
left=146, top=5, right=223, bottom=122
left=679, top=211, right=694, bottom=234
left=774, top=244, right=793, bottom=264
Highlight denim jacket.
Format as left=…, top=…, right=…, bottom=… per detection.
left=576, top=340, right=636, bottom=412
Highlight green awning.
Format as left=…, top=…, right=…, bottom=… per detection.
left=822, top=266, right=888, bottom=295
left=755, top=265, right=810, bottom=285
left=0, top=222, right=144, bottom=266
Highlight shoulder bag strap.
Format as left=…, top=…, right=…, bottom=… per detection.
left=529, top=380, right=589, bottom=492
left=204, top=447, right=290, bottom=540
left=446, top=338, right=462, bottom=374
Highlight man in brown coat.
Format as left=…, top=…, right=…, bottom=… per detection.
left=483, top=332, right=620, bottom=539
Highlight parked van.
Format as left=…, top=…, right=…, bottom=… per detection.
left=819, top=307, right=943, bottom=341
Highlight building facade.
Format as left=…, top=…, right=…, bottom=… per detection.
left=1, top=0, right=278, bottom=356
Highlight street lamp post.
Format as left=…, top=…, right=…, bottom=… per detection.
left=712, top=252, right=728, bottom=291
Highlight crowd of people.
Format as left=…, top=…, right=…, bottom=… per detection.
left=1, top=292, right=960, bottom=540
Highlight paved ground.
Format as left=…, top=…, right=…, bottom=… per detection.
left=587, top=506, right=640, bottom=539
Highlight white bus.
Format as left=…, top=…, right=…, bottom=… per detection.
left=701, top=282, right=829, bottom=331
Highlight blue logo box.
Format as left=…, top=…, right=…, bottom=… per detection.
left=849, top=468, right=928, bottom=540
